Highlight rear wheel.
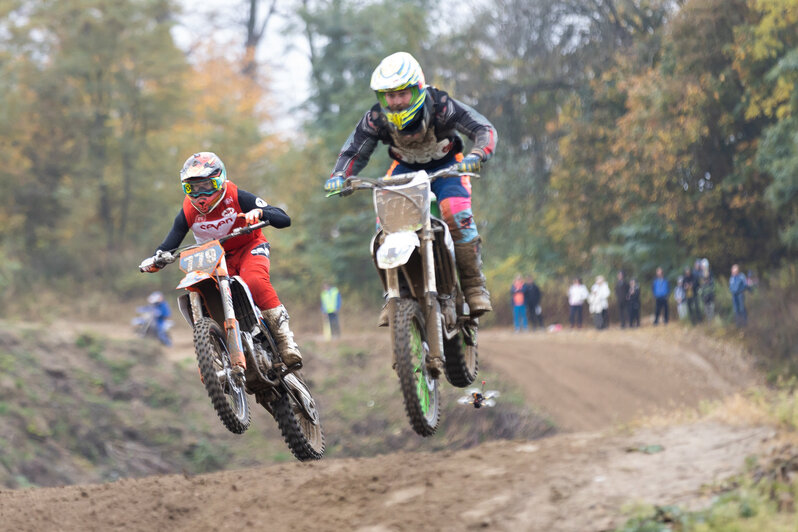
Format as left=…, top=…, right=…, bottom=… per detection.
left=272, top=373, right=325, bottom=461
left=443, top=320, right=479, bottom=388
left=194, top=317, right=250, bottom=434
left=392, top=299, right=440, bottom=436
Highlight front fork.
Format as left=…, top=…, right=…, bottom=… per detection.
left=384, top=227, right=444, bottom=365
left=189, top=278, right=247, bottom=371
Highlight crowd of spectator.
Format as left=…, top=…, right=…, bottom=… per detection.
left=512, top=260, right=755, bottom=332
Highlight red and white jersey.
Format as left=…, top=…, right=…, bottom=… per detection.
left=182, top=182, right=265, bottom=253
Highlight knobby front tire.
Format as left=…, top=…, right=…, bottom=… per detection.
left=193, top=317, right=251, bottom=434
left=392, top=298, right=440, bottom=437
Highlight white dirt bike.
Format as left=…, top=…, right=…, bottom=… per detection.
left=330, top=167, right=480, bottom=436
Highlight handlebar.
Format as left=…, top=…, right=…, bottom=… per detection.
left=328, top=165, right=479, bottom=197
left=138, top=220, right=270, bottom=272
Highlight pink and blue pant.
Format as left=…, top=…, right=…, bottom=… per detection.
left=387, top=157, right=479, bottom=244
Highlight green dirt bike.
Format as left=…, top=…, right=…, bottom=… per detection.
left=139, top=221, right=324, bottom=461
left=330, top=167, right=480, bottom=436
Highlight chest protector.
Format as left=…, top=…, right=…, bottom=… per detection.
left=182, top=182, right=266, bottom=253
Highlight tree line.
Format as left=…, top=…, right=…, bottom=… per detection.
left=1, top=0, right=796, bottom=318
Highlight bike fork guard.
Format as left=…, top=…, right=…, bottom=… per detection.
left=225, top=318, right=247, bottom=369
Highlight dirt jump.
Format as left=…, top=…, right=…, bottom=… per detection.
left=0, top=323, right=770, bottom=531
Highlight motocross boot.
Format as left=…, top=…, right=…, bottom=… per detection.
left=262, top=305, right=302, bottom=368
left=454, top=237, right=493, bottom=316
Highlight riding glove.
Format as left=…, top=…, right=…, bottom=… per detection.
left=457, top=154, right=482, bottom=173
left=139, top=256, right=162, bottom=273
left=324, top=173, right=345, bottom=194
left=243, top=208, right=262, bottom=225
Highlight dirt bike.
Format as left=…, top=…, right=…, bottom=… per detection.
left=138, top=221, right=324, bottom=461
left=131, top=306, right=173, bottom=345
left=330, top=166, right=480, bottom=437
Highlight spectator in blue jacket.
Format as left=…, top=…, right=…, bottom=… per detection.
left=729, top=264, right=748, bottom=327
left=652, top=267, right=670, bottom=325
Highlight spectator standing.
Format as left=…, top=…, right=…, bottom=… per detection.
left=511, top=275, right=528, bottom=332
left=320, top=283, right=342, bottom=339
left=699, top=258, right=716, bottom=322
left=568, top=278, right=589, bottom=328
left=615, top=271, right=630, bottom=328
left=627, top=279, right=641, bottom=327
left=729, top=264, right=749, bottom=327
left=523, top=275, right=544, bottom=331
left=674, top=276, right=687, bottom=320
left=683, top=266, right=701, bottom=324
left=589, top=275, right=611, bottom=329
left=652, top=267, right=670, bottom=325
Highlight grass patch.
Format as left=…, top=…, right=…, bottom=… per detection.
left=617, top=380, right=798, bottom=531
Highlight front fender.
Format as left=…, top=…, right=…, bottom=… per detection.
left=376, top=231, right=420, bottom=269
left=176, top=270, right=213, bottom=290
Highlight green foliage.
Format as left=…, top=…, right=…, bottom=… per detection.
left=616, top=475, right=798, bottom=532
left=598, top=206, right=682, bottom=277
left=184, top=439, right=227, bottom=473
left=741, top=264, right=798, bottom=380
left=2, top=0, right=798, bottom=340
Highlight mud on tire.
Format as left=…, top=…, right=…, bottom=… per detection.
left=443, top=321, right=479, bottom=388
left=392, top=298, right=440, bottom=437
left=272, top=379, right=325, bottom=461
left=194, top=317, right=251, bottom=434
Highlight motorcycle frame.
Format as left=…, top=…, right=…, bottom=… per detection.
left=173, top=244, right=316, bottom=417
left=369, top=175, right=465, bottom=363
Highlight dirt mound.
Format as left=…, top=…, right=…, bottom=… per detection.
left=0, top=421, right=774, bottom=531
left=0, top=321, right=766, bottom=530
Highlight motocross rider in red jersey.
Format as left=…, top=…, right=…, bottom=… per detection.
left=324, top=52, right=497, bottom=334
left=140, top=152, right=302, bottom=368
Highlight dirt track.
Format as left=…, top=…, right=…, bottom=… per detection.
left=0, top=324, right=771, bottom=531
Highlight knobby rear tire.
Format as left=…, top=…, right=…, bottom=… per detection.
left=194, top=317, right=251, bottom=434
left=392, top=298, right=440, bottom=437
left=272, top=377, right=325, bottom=461
left=443, top=321, right=479, bottom=388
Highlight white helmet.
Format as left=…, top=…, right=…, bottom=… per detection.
left=147, top=291, right=164, bottom=304
left=370, top=52, right=427, bottom=131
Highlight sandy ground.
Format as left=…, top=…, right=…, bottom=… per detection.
left=0, top=321, right=772, bottom=531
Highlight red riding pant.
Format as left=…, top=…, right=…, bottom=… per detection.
left=225, top=239, right=281, bottom=310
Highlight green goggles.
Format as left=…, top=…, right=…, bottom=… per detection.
left=182, top=177, right=221, bottom=197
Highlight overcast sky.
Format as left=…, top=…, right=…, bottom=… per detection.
left=173, top=1, right=311, bottom=134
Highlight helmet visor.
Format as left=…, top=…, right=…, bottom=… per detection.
left=183, top=177, right=221, bottom=197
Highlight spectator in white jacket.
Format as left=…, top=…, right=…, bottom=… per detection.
left=589, top=275, right=611, bottom=329
left=568, top=277, right=589, bottom=328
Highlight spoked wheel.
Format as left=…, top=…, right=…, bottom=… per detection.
left=272, top=373, right=325, bottom=461
left=193, top=317, right=250, bottom=434
left=392, top=298, right=440, bottom=437
left=443, top=318, right=479, bottom=388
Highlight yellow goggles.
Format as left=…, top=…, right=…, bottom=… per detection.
left=182, top=178, right=220, bottom=197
